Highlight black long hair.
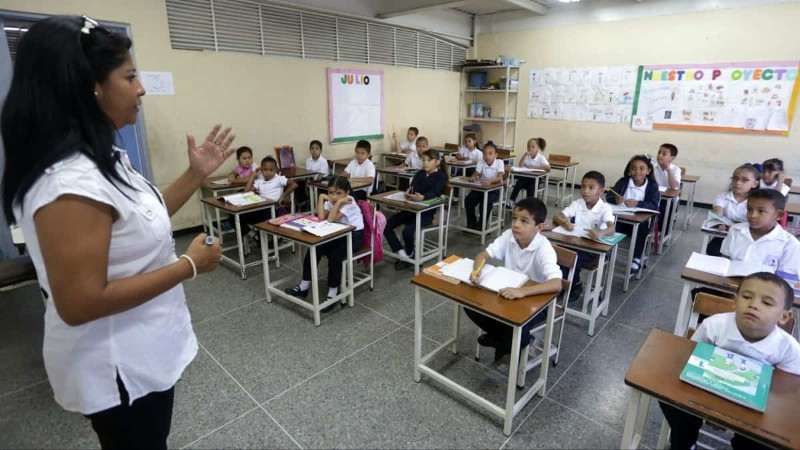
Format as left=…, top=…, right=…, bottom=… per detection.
left=623, top=155, right=657, bottom=185
left=2, top=15, right=133, bottom=223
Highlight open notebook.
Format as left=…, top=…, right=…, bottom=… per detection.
left=551, top=226, right=626, bottom=245
left=685, top=252, right=774, bottom=278
left=440, top=258, right=528, bottom=293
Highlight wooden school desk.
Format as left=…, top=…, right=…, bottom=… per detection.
left=699, top=227, right=727, bottom=254
left=542, top=230, right=619, bottom=336
left=789, top=184, right=800, bottom=201
left=410, top=273, right=558, bottom=436
left=376, top=166, right=417, bottom=191
left=429, top=145, right=459, bottom=155
left=369, top=190, right=446, bottom=275
left=381, top=151, right=407, bottom=168
left=201, top=176, right=245, bottom=236
left=621, top=329, right=800, bottom=450
left=327, top=158, right=353, bottom=175
left=615, top=210, right=658, bottom=292
left=445, top=158, right=478, bottom=177
left=680, top=174, right=700, bottom=230
left=506, top=169, right=549, bottom=205
left=549, top=160, right=579, bottom=207
left=307, top=179, right=372, bottom=215
left=201, top=196, right=278, bottom=280
left=658, top=188, right=681, bottom=254
left=449, top=176, right=505, bottom=245
left=256, top=221, right=355, bottom=326
left=786, top=202, right=800, bottom=227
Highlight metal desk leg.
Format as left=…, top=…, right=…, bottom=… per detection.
left=261, top=229, right=272, bottom=303
left=235, top=214, right=247, bottom=280
left=623, top=223, right=639, bottom=292
left=620, top=389, right=650, bottom=449
left=346, top=232, right=354, bottom=307
left=673, top=281, right=694, bottom=336
left=414, top=211, right=422, bottom=275
left=310, top=246, right=320, bottom=326
left=414, top=286, right=423, bottom=382
left=503, top=325, right=523, bottom=436
left=451, top=303, right=460, bottom=354
left=481, top=189, right=489, bottom=245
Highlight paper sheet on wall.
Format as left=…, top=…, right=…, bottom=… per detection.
left=140, top=71, right=175, bottom=96
left=327, top=68, right=384, bottom=143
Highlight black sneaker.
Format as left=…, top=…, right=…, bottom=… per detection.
left=285, top=285, right=309, bottom=298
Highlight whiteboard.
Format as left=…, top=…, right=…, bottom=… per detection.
left=327, top=68, right=384, bottom=143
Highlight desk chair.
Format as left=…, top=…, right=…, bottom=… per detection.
left=657, top=293, right=796, bottom=449
left=0, top=256, right=40, bottom=304
left=420, top=186, right=454, bottom=258
left=444, top=143, right=459, bottom=151
left=547, top=154, right=571, bottom=206
left=339, top=203, right=377, bottom=301
left=474, top=246, right=578, bottom=388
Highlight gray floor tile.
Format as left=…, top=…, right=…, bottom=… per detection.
left=612, top=275, right=684, bottom=333
left=183, top=407, right=299, bottom=449
left=0, top=381, right=98, bottom=449
left=196, top=301, right=400, bottom=404
left=0, top=284, right=47, bottom=396
left=504, top=397, right=621, bottom=449
left=169, top=348, right=257, bottom=448
left=265, top=329, right=529, bottom=449
left=356, top=261, right=447, bottom=325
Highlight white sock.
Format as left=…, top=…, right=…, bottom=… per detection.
left=327, top=287, right=338, bottom=299
left=397, top=249, right=409, bottom=259
left=299, top=280, right=311, bottom=290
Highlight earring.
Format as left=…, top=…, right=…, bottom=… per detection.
left=94, top=91, right=98, bottom=96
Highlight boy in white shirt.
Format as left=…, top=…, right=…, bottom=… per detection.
left=242, top=156, right=297, bottom=238
left=400, top=136, right=427, bottom=170
left=466, top=197, right=563, bottom=361
left=552, top=171, right=616, bottom=295
left=653, top=143, right=681, bottom=190
left=721, top=189, right=800, bottom=274
left=465, top=142, right=506, bottom=230
left=343, top=140, right=376, bottom=201
left=305, top=140, right=329, bottom=179
left=392, top=126, right=418, bottom=155
left=660, top=272, right=800, bottom=450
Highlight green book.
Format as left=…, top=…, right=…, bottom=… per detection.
left=679, top=341, right=773, bottom=412
left=597, top=232, right=626, bottom=246
left=408, top=195, right=446, bottom=207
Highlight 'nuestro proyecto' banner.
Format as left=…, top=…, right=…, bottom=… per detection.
left=327, top=68, right=384, bottom=144
left=632, top=61, right=800, bottom=135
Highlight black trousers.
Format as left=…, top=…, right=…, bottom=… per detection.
left=659, top=402, right=770, bottom=450
left=87, top=376, right=175, bottom=450
left=384, top=211, right=433, bottom=255
left=302, top=230, right=364, bottom=288
left=616, top=221, right=650, bottom=261
left=509, top=177, right=538, bottom=202
left=560, top=250, right=596, bottom=289
left=706, top=236, right=724, bottom=257
left=464, top=307, right=546, bottom=350
left=465, top=190, right=500, bottom=227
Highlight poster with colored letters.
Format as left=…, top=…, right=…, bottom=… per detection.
left=327, top=68, right=384, bottom=144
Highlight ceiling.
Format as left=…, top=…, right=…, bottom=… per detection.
left=377, top=0, right=551, bottom=18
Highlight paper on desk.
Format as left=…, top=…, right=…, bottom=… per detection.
left=440, top=258, right=528, bottom=292
left=385, top=191, right=408, bottom=202
left=552, top=225, right=587, bottom=237
left=685, top=252, right=774, bottom=278
left=212, top=179, right=230, bottom=186
left=511, top=167, right=546, bottom=173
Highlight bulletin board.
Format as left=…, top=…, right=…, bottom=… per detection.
left=327, top=68, right=384, bottom=144
left=632, top=61, right=800, bottom=135
left=527, top=66, right=638, bottom=123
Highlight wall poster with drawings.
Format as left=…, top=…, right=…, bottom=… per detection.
left=527, top=66, right=638, bottom=124
left=327, top=68, right=384, bottom=144
left=632, top=61, right=800, bottom=135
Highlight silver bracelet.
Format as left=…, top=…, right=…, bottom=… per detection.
left=180, top=254, right=197, bottom=281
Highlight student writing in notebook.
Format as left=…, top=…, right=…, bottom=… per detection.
left=343, top=140, right=376, bottom=201
left=227, top=146, right=256, bottom=183
left=465, top=198, right=562, bottom=361
left=660, top=272, right=800, bottom=450
left=285, top=176, right=364, bottom=313
left=707, top=163, right=761, bottom=256
left=606, top=155, right=660, bottom=273
left=465, top=142, right=505, bottom=231
left=506, top=137, right=550, bottom=208
left=552, top=171, right=615, bottom=297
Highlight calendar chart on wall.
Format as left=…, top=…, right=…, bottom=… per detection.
left=327, top=68, right=384, bottom=144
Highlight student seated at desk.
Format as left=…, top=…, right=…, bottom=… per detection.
left=506, top=137, right=550, bottom=208
left=343, top=140, right=376, bottom=201
left=653, top=143, right=681, bottom=246
left=384, top=149, right=447, bottom=271
left=721, top=189, right=800, bottom=274
left=305, top=140, right=329, bottom=179
left=660, top=272, right=800, bottom=450
left=465, top=142, right=505, bottom=230
left=606, top=155, right=660, bottom=273
left=392, top=126, right=418, bottom=155
left=759, top=158, right=790, bottom=196
left=397, top=136, right=428, bottom=191
left=552, top=171, right=615, bottom=297
left=707, top=164, right=761, bottom=256
left=240, top=156, right=297, bottom=237
left=227, top=146, right=256, bottom=183
left=285, top=177, right=364, bottom=313
left=465, top=198, right=563, bottom=361
left=455, top=133, right=482, bottom=162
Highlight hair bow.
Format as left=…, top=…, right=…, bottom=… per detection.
left=81, top=15, right=99, bottom=35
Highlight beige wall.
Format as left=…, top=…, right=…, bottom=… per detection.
left=4, top=0, right=460, bottom=229
left=477, top=2, right=800, bottom=204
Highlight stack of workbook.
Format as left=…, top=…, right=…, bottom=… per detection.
left=267, top=213, right=348, bottom=237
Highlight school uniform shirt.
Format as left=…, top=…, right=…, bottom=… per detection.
left=305, top=156, right=329, bottom=177
left=606, top=177, right=660, bottom=211
left=344, top=158, right=376, bottom=194
left=404, top=151, right=423, bottom=169
left=486, top=230, right=562, bottom=283
left=234, top=163, right=257, bottom=179
left=400, top=139, right=416, bottom=152
left=458, top=146, right=482, bottom=161
left=759, top=180, right=791, bottom=196
left=475, top=158, right=505, bottom=180
left=713, top=191, right=748, bottom=223
left=253, top=174, right=288, bottom=200
left=562, top=198, right=615, bottom=230
left=693, top=312, right=800, bottom=375
left=410, top=168, right=448, bottom=220
left=653, top=163, right=681, bottom=189
left=720, top=222, right=800, bottom=274
left=323, top=195, right=364, bottom=231
left=15, top=149, right=197, bottom=415
left=521, top=153, right=549, bottom=168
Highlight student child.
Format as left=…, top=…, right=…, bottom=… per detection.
left=400, top=136, right=428, bottom=170
left=227, top=146, right=256, bottom=183
left=240, top=156, right=297, bottom=236
left=342, top=140, right=376, bottom=201
left=606, top=155, right=660, bottom=273
left=707, top=163, right=761, bottom=256
left=285, top=176, right=364, bottom=313
left=660, top=272, right=800, bottom=450
left=552, top=171, right=615, bottom=295
left=392, top=126, right=418, bottom=155
left=465, top=197, right=563, bottom=361
left=465, top=141, right=505, bottom=230
left=384, top=149, right=448, bottom=270
left=455, top=132, right=482, bottom=162
left=305, top=140, right=329, bottom=179
left=653, top=143, right=681, bottom=190
left=760, top=158, right=790, bottom=196
left=506, top=137, right=550, bottom=207
left=720, top=189, right=800, bottom=274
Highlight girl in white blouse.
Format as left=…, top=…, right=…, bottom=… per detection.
left=2, top=16, right=234, bottom=449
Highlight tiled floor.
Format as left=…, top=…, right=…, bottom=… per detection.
left=0, top=204, right=733, bottom=449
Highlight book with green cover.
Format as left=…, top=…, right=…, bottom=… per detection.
left=596, top=232, right=627, bottom=246
left=679, top=341, right=773, bottom=412
left=408, top=195, right=446, bottom=207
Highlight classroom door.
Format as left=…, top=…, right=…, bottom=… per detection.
left=0, top=19, right=18, bottom=260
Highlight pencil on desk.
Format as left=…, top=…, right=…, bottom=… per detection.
left=605, top=187, right=623, bottom=198
left=471, top=259, right=485, bottom=281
